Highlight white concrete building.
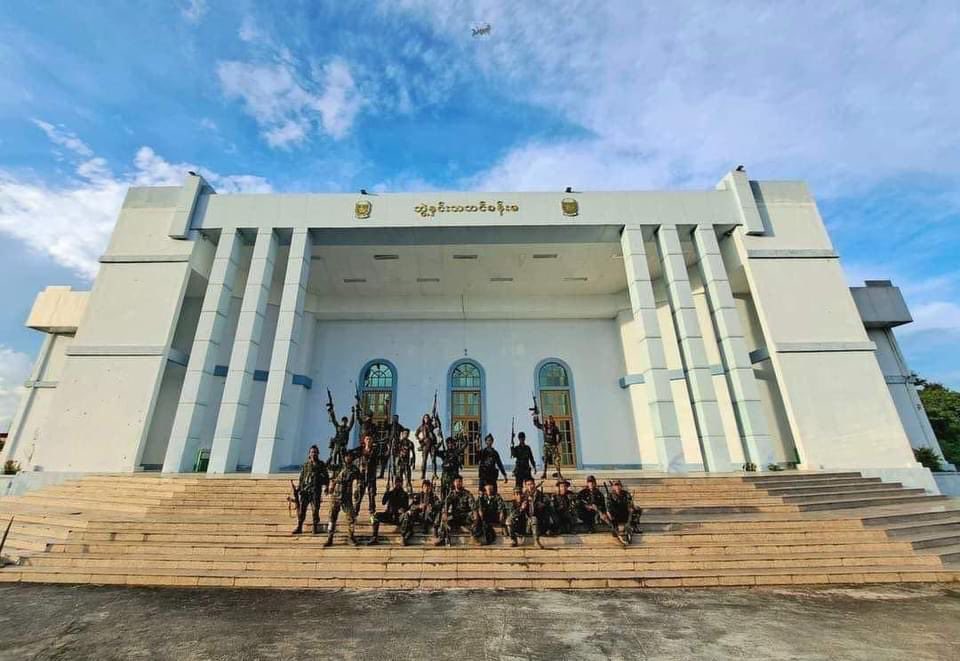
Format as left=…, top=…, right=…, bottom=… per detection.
left=1, top=169, right=945, bottom=491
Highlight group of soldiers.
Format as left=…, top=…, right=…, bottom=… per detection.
left=288, top=394, right=643, bottom=549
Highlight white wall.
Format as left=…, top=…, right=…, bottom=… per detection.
left=299, top=318, right=637, bottom=469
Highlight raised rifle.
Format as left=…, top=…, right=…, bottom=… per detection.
left=326, top=387, right=334, bottom=414
left=529, top=392, right=539, bottom=417
left=510, top=416, right=516, bottom=448
left=432, top=389, right=445, bottom=452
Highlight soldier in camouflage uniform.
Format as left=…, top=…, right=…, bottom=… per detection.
left=548, top=479, right=578, bottom=535
left=356, top=434, right=380, bottom=515
left=416, top=413, right=440, bottom=480
left=369, top=477, right=410, bottom=545
left=576, top=475, right=611, bottom=533
left=472, top=481, right=507, bottom=545
left=394, top=429, right=416, bottom=492
left=532, top=414, right=564, bottom=480
left=605, top=479, right=643, bottom=547
left=507, top=478, right=546, bottom=548
left=435, top=475, right=475, bottom=546
left=436, top=436, right=466, bottom=501
left=399, top=479, right=440, bottom=545
left=326, top=403, right=355, bottom=474
left=292, top=445, right=329, bottom=535
left=323, top=450, right=362, bottom=547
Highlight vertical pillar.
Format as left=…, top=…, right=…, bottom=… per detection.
left=620, top=227, right=686, bottom=472
left=252, top=230, right=312, bottom=473
left=163, top=229, right=242, bottom=473
left=656, top=225, right=732, bottom=472
left=207, top=229, right=278, bottom=473
left=693, top=225, right=776, bottom=467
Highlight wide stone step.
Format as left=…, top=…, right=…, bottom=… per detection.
left=798, top=494, right=947, bottom=511
left=782, top=487, right=925, bottom=503
left=3, top=563, right=955, bottom=590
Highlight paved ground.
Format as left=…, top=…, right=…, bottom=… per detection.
left=0, top=584, right=958, bottom=660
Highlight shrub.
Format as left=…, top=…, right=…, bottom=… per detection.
left=913, top=447, right=944, bottom=472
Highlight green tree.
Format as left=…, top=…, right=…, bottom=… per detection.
left=917, top=379, right=960, bottom=467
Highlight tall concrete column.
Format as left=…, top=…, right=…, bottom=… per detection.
left=163, top=229, right=242, bottom=473
left=620, top=227, right=686, bottom=472
left=656, top=225, right=732, bottom=472
left=253, top=230, right=312, bottom=473
left=207, top=229, right=279, bottom=473
left=692, top=225, right=776, bottom=467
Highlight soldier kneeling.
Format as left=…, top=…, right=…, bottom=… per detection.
left=506, top=479, right=546, bottom=548
left=472, top=481, right=506, bottom=545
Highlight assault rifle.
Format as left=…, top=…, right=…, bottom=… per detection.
left=326, top=388, right=335, bottom=414
left=432, top=389, right=445, bottom=452
left=0, top=517, right=13, bottom=566
left=529, top=393, right=539, bottom=417
left=287, top=480, right=301, bottom=518
left=510, top=416, right=516, bottom=448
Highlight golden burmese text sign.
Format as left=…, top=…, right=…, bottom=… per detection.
left=414, top=201, right=519, bottom=217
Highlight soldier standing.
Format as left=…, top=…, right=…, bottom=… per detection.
left=605, top=479, right=643, bottom=547
left=472, top=481, right=507, bottom=545
left=436, top=475, right=475, bottom=546
left=292, top=445, right=328, bottom=535
left=323, top=451, right=361, bottom=547
left=326, top=402, right=355, bottom=473
left=394, top=429, right=417, bottom=492
left=477, top=434, right=508, bottom=494
left=356, top=435, right=380, bottom=515
left=399, top=479, right=441, bottom=545
left=437, top=435, right=466, bottom=500
left=369, top=477, right=410, bottom=545
left=549, top=479, right=578, bottom=535
left=532, top=413, right=564, bottom=480
left=576, top=475, right=611, bottom=533
left=509, top=432, right=536, bottom=492
left=416, top=413, right=440, bottom=480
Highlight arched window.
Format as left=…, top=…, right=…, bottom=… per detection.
left=536, top=359, right=578, bottom=467
left=448, top=359, right=484, bottom=466
left=358, top=360, right=397, bottom=437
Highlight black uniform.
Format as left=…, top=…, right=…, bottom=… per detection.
left=394, top=437, right=416, bottom=492
left=473, top=493, right=507, bottom=545
left=510, top=444, right=536, bottom=491
left=549, top=491, right=578, bottom=534
left=399, top=490, right=441, bottom=544
left=477, top=446, right=508, bottom=494
left=371, top=486, right=410, bottom=542
left=437, top=438, right=466, bottom=500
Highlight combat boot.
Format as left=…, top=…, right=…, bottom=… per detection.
left=322, top=532, right=334, bottom=548
left=368, top=520, right=380, bottom=545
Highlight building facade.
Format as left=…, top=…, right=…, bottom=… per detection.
left=0, top=169, right=946, bottom=491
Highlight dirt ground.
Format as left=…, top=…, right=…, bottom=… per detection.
left=0, top=583, right=958, bottom=660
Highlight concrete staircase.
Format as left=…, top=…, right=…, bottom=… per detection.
left=1, top=471, right=958, bottom=589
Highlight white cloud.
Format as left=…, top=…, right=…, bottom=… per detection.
left=0, top=345, right=32, bottom=433
left=30, top=119, right=93, bottom=158
left=0, top=123, right=272, bottom=279
left=385, top=2, right=960, bottom=195
left=217, top=56, right=363, bottom=148
left=180, top=0, right=207, bottom=24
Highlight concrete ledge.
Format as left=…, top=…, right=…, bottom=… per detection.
left=66, top=345, right=167, bottom=357
left=776, top=341, right=876, bottom=353
left=933, top=472, right=960, bottom=497
left=747, top=249, right=838, bottom=259
left=99, top=255, right=192, bottom=264
left=858, top=467, right=939, bottom=494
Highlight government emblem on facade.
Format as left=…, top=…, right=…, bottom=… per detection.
left=355, top=199, right=372, bottom=219
left=561, top=197, right=579, bottom=217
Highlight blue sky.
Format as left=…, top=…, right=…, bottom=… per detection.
left=0, top=1, right=958, bottom=427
